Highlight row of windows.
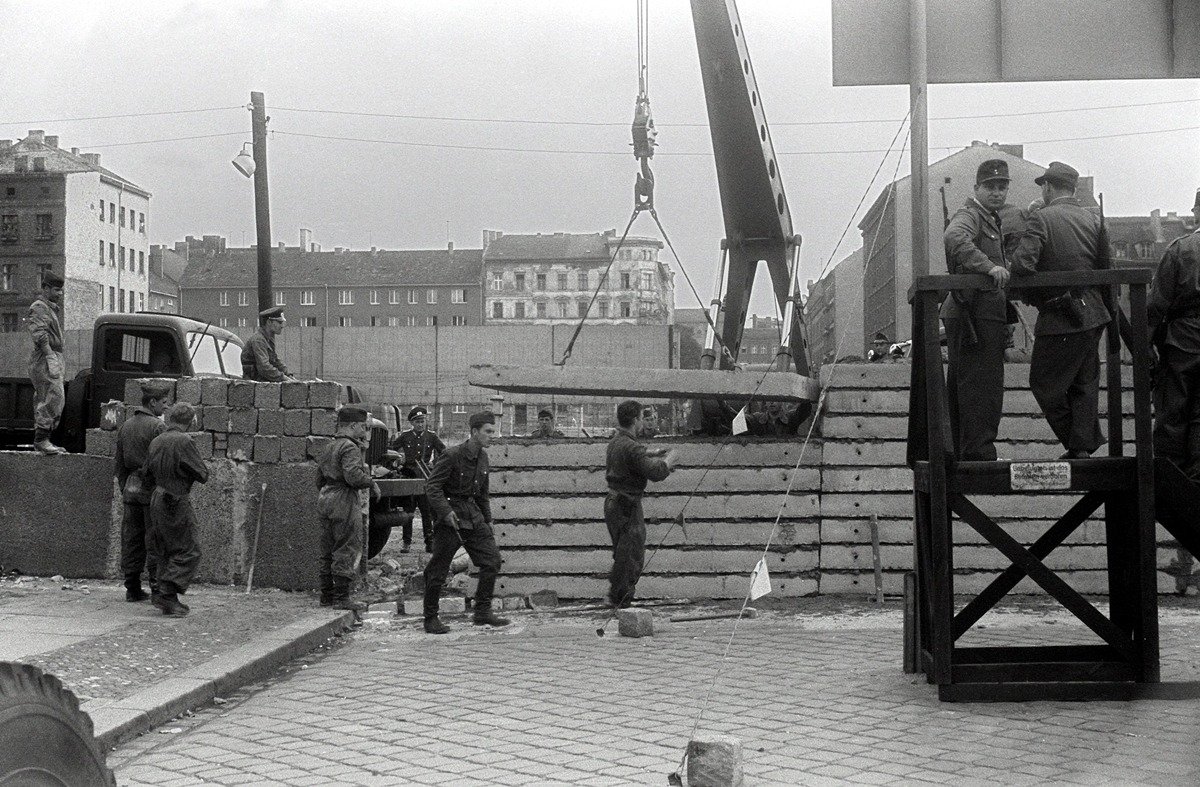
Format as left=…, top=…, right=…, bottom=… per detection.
left=106, top=286, right=144, bottom=314
left=216, top=288, right=468, bottom=307
left=490, top=270, right=656, bottom=292
left=216, top=315, right=467, bottom=328
left=0, top=213, right=54, bottom=242
left=490, top=300, right=637, bottom=319
left=98, top=200, right=146, bottom=234
left=0, top=313, right=19, bottom=332
left=98, top=241, right=145, bottom=275
left=1, top=262, right=54, bottom=291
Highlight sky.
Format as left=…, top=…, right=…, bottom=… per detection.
left=2, top=0, right=1197, bottom=317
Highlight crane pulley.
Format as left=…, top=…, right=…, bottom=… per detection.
left=631, top=0, right=656, bottom=212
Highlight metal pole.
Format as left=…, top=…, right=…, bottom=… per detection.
left=251, top=91, right=273, bottom=319
left=700, top=240, right=729, bottom=370
left=909, top=0, right=930, bottom=281
left=774, top=234, right=804, bottom=372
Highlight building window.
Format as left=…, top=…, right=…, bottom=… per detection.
left=389, top=288, right=399, bottom=305
left=117, top=288, right=124, bottom=313
left=301, top=316, right=317, bottom=327
left=139, top=213, right=145, bottom=234
left=109, top=203, right=115, bottom=223
left=621, top=272, right=631, bottom=289
left=99, top=200, right=105, bottom=222
left=453, top=404, right=467, bottom=414
left=0, top=214, right=17, bottom=242
left=558, top=302, right=569, bottom=318
left=218, top=317, right=228, bottom=328
left=0, top=264, right=14, bottom=290
left=35, top=214, right=52, bottom=241
left=370, top=316, right=382, bottom=327
left=237, top=317, right=247, bottom=327
left=491, top=273, right=503, bottom=290
left=451, top=315, right=466, bottom=326
left=621, top=302, right=632, bottom=318
left=408, top=289, right=419, bottom=305
left=275, top=291, right=285, bottom=306
left=578, top=300, right=589, bottom=317
left=388, top=316, right=399, bottom=327
left=338, top=289, right=353, bottom=305
left=426, top=316, right=436, bottom=327
left=301, top=290, right=314, bottom=306
left=406, top=316, right=417, bottom=327
left=514, top=302, right=526, bottom=319
left=138, top=251, right=145, bottom=275
left=492, top=301, right=504, bottom=319
left=1, top=313, right=17, bottom=333
left=515, top=273, right=526, bottom=291
left=109, top=243, right=115, bottom=266
left=119, top=245, right=125, bottom=267
left=128, top=247, right=135, bottom=271
left=598, top=301, right=609, bottom=318
left=578, top=271, right=588, bottom=290
left=119, top=207, right=126, bottom=228
left=219, top=291, right=230, bottom=307
left=137, top=292, right=144, bottom=311
left=427, top=289, right=437, bottom=304
left=557, top=273, right=568, bottom=291
left=642, top=271, right=654, bottom=290
left=451, top=288, right=466, bottom=304
left=536, top=273, right=546, bottom=291
left=99, top=240, right=105, bottom=265
left=338, top=316, right=353, bottom=327
left=127, top=290, right=136, bottom=312
left=369, top=289, right=379, bottom=305
left=238, top=291, right=249, bottom=307
left=536, top=302, right=546, bottom=318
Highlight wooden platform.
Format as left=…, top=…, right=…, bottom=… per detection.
left=467, top=364, right=820, bottom=403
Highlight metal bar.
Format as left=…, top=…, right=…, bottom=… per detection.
left=701, top=240, right=729, bottom=370
left=774, top=235, right=803, bottom=372
left=870, top=513, right=884, bottom=607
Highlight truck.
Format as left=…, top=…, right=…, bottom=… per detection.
left=0, top=312, right=245, bottom=452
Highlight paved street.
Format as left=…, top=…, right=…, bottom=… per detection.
left=111, top=600, right=1200, bottom=785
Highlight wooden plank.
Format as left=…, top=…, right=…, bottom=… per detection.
left=952, top=645, right=1120, bottom=663
left=490, top=467, right=820, bottom=495
left=913, top=458, right=1137, bottom=494
left=468, top=364, right=820, bottom=403
left=1129, top=282, right=1160, bottom=682
left=951, top=661, right=1138, bottom=684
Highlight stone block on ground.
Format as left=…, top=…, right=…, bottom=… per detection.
left=200, top=378, right=229, bottom=406
left=228, top=434, right=254, bottom=462
left=85, top=428, right=117, bottom=457
left=310, top=409, right=337, bottom=436
left=229, top=408, right=258, bottom=435
left=280, top=381, right=309, bottom=408
left=280, top=436, right=307, bottom=463
left=686, top=734, right=743, bottom=787
left=501, top=596, right=525, bottom=611
left=283, top=409, right=310, bottom=436
left=175, top=377, right=202, bottom=405
left=400, top=598, right=424, bottom=616
left=203, top=405, right=230, bottom=433
left=308, top=381, right=341, bottom=409
left=188, top=432, right=214, bottom=460
left=618, top=608, right=654, bottom=638
left=228, top=380, right=257, bottom=408
left=253, top=436, right=281, bottom=463
left=527, top=589, right=558, bottom=609
left=306, top=436, right=333, bottom=461
left=254, top=382, right=281, bottom=409
left=439, top=596, right=466, bottom=615
left=257, top=409, right=285, bottom=436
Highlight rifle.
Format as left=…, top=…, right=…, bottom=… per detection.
left=942, top=185, right=979, bottom=348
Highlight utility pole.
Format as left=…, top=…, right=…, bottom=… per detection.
left=908, top=0, right=929, bottom=279
left=251, top=91, right=273, bottom=318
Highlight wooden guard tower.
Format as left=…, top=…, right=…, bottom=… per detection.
left=905, top=267, right=1159, bottom=702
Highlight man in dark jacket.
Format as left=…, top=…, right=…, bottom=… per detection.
left=942, top=159, right=1015, bottom=460
left=605, top=400, right=676, bottom=607
left=530, top=409, right=566, bottom=438
left=422, top=411, right=508, bottom=634
left=1147, top=188, right=1200, bottom=475
left=113, top=379, right=170, bottom=602
left=390, top=406, right=446, bottom=552
left=316, top=405, right=379, bottom=611
left=1011, top=161, right=1110, bottom=458
left=241, top=307, right=295, bottom=382
left=143, top=403, right=208, bottom=616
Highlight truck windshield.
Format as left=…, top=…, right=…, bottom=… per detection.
left=187, top=332, right=243, bottom=377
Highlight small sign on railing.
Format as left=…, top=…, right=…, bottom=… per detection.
left=1010, top=461, right=1071, bottom=491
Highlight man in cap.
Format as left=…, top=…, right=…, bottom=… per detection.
left=26, top=270, right=67, bottom=454
left=422, top=411, right=508, bottom=634
left=1147, top=188, right=1200, bottom=476
left=1011, top=161, right=1110, bottom=458
left=241, top=306, right=296, bottom=382
left=941, top=159, right=1017, bottom=460
left=316, top=404, right=379, bottom=611
left=530, top=408, right=566, bottom=438
left=113, top=379, right=170, bottom=602
left=143, top=403, right=208, bottom=616
left=391, top=405, right=446, bottom=552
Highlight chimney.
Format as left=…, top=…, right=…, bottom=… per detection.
left=371, top=246, right=378, bottom=255
left=1150, top=209, right=1163, bottom=243
left=81, top=153, right=100, bottom=166
left=70, top=147, right=78, bottom=155
left=299, top=228, right=312, bottom=251
left=447, top=241, right=454, bottom=252
left=26, top=130, right=44, bottom=144
left=1167, top=211, right=1178, bottom=221
left=277, top=241, right=285, bottom=250
left=44, top=136, right=58, bottom=149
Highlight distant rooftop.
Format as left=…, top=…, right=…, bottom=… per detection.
left=0, top=130, right=149, bottom=196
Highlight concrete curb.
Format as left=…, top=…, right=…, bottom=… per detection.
left=84, top=609, right=355, bottom=750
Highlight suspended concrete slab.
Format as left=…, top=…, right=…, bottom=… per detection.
left=468, top=364, right=820, bottom=403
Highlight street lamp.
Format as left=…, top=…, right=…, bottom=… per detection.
left=232, top=142, right=255, bottom=178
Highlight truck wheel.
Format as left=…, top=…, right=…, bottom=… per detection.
left=0, top=662, right=114, bottom=786
left=367, top=510, right=410, bottom=559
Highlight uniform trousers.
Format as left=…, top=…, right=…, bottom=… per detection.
left=29, top=355, right=64, bottom=439
left=1029, top=327, right=1105, bottom=454
left=422, top=519, right=502, bottom=618
left=400, top=494, right=434, bottom=547
left=1153, top=345, right=1200, bottom=475
left=605, top=491, right=646, bottom=606
left=147, top=489, right=202, bottom=593
left=121, top=502, right=157, bottom=589
left=319, top=506, right=364, bottom=582
left=945, top=317, right=1007, bottom=460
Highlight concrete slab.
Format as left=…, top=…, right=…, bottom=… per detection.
left=0, top=631, right=88, bottom=660
left=0, top=614, right=130, bottom=637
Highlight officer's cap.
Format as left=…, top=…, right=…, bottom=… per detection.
left=259, top=306, right=285, bottom=320
left=41, top=271, right=64, bottom=288
left=407, top=406, right=428, bottom=422
left=538, top=409, right=553, bottom=419
left=1034, top=161, right=1079, bottom=189
left=976, top=159, right=1010, bottom=185
left=140, top=379, right=173, bottom=398
left=468, top=411, right=495, bottom=430
left=337, top=405, right=369, bottom=424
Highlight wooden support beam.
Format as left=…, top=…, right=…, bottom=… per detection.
left=467, top=364, right=820, bottom=403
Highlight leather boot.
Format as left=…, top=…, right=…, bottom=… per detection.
left=424, top=616, right=450, bottom=635
left=331, top=576, right=366, bottom=612
left=125, top=575, right=149, bottom=602
left=473, top=603, right=510, bottom=627
left=319, top=573, right=334, bottom=607
left=154, top=583, right=188, bottom=617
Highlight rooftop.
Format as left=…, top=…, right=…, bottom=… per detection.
left=0, top=130, right=149, bottom=196
left=484, top=230, right=662, bottom=261
left=179, top=246, right=484, bottom=288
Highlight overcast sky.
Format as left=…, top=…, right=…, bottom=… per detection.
left=2, top=1, right=1197, bottom=316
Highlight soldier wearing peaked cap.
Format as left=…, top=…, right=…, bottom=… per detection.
left=1011, top=161, right=1110, bottom=458
left=1147, top=188, right=1200, bottom=476
left=316, top=405, right=379, bottom=611
left=241, top=306, right=296, bottom=382
left=113, top=379, right=172, bottom=603
left=390, top=405, right=446, bottom=552
left=941, top=158, right=1019, bottom=460
left=26, top=270, right=67, bottom=454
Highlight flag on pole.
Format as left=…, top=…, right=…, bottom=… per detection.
left=732, top=406, right=749, bottom=435
left=749, top=558, right=771, bottom=600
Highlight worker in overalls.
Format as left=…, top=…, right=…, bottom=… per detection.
left=316, top=405, right=379, bottom=611
left=26, top=270, right=67, bottom=455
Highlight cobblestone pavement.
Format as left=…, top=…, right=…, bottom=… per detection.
left=111, top=599, right=1200, bottom=785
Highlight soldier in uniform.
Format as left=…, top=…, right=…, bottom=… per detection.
left=605, top=400, right=676, bottom=608
left=316, top=405, right=379, bottom=611
left=113, top=380, right=170, bottom=602
left=241, top=306, right=296, bottom=382
left=942, top=159, right=1015, bottom=460
left=26, top=270, right=67, bottom=455
left=391, top=406, right=446, bottom=552
left=143, top=403, right=208, bottom=616
left=530, top=408, right=566, bottom=438
left=1147, top=188, right=1200, bottom=476
left=1011, top=161, right=1110, bottom=458
left=421, top=411, right=509, bottom=635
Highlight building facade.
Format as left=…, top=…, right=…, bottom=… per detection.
left=178, top=240, right=484, bottom=329
left=0, top=130, right=150, bottom=331
left=805, top=247, right=865, bottom=368
left=482, top=229, right=674, bottom=325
